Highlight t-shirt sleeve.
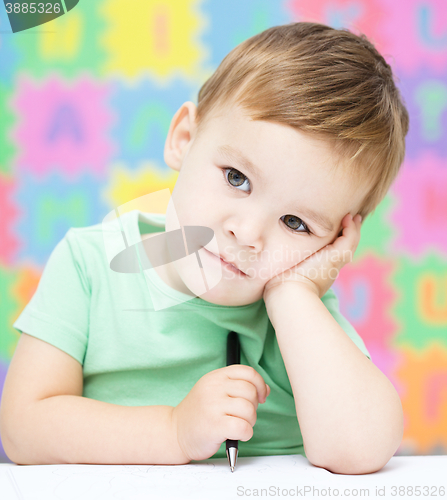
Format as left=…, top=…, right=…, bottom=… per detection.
left=12, top=228, right=90, bottom=365
left=321, top=287, right=372, bottom=361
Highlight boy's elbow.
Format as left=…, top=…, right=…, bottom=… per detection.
left=1, top=434, right=21, bottom=465
left=0, top=415, right=16, bottom=464
left=308, top=392, right=404, bottom=475
left=309, top=436, right=403, bottom=475
left=309, top=449, right=394, bottom=475
left=1, top=431, right=29, bottom=465
left=308, top=420, right=404, bottom=475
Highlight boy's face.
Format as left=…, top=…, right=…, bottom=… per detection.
left=161, top=101, right=368, bottom=306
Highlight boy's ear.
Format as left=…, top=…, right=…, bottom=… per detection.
left=164, top=101, right=197, bottom=172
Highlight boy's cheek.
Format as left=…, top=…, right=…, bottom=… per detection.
left=238, top=244, right=329, bottom=281
left=247, top=260, right=301, bottom=282
left=262, top=247, right=309, bottom=268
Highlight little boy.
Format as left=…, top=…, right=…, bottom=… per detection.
left=0, top=22, right=409, bottom=474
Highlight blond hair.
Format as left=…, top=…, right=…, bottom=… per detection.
left=195, top=22, right=409, bottom=220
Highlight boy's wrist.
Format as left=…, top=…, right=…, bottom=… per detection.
left=265, top=283, right=321, bottom=329
left=170, top=406, right=192, bottom=464
left=264, top=281, right=319, bottom=320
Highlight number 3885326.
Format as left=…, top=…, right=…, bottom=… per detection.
left=5, top=3, right=62, bottom=14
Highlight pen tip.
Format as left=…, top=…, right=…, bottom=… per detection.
left=231, top=467, right=234, bottom=472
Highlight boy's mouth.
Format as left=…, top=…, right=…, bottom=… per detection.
left=203, top=248, right=247, bottom=276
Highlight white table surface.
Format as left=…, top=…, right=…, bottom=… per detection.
left=1, top=454, right=446, bottom=500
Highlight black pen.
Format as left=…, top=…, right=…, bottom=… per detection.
left=226, top=330, right=240, bottom=472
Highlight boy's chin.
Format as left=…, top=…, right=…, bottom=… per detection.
left=171, top=254, right=264, bottom=306
left=179, top=269, right=262, bottom=306
left=197, top=287, right=263, bottom=307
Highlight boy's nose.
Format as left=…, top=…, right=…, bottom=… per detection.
left=227, top=228, right=262, bottom=253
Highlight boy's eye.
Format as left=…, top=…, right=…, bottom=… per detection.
left=221, top=167, right=312, bottom=235
left=281, top=215, right=310, bottom=234
left=224, top=167, right=251, bottom=192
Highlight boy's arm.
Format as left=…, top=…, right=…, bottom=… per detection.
left=0, top=333, right=188, bottom=465
left=265, top=285, right=404, bottom=475
left=4, top=397, right=187, bottom=465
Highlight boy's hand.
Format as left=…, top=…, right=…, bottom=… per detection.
left=171, top=365, right=270, bottom=462
left=263, top=213, right=362, bottom=304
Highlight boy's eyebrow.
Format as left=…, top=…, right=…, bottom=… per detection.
left=217, top=144, right=336, bottom=233
left=217, top=144, right=259, bottom=179
left=293, top=206, right=335, bottom=233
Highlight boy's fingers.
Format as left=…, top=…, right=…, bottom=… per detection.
left=352, top=214, right=362, bottom=247
left=226, top=379, right=260, bottom=409
left=341, top=214, right=361, bottom=244
left=225, top=365, right=269, bottom=403
left=224, top=397, right=258, bottom=427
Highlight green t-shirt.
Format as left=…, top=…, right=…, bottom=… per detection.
left=13, top=209, right=371, bottom=460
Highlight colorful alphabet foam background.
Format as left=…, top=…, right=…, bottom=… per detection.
left=0, top=0, right=446, bottom=462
